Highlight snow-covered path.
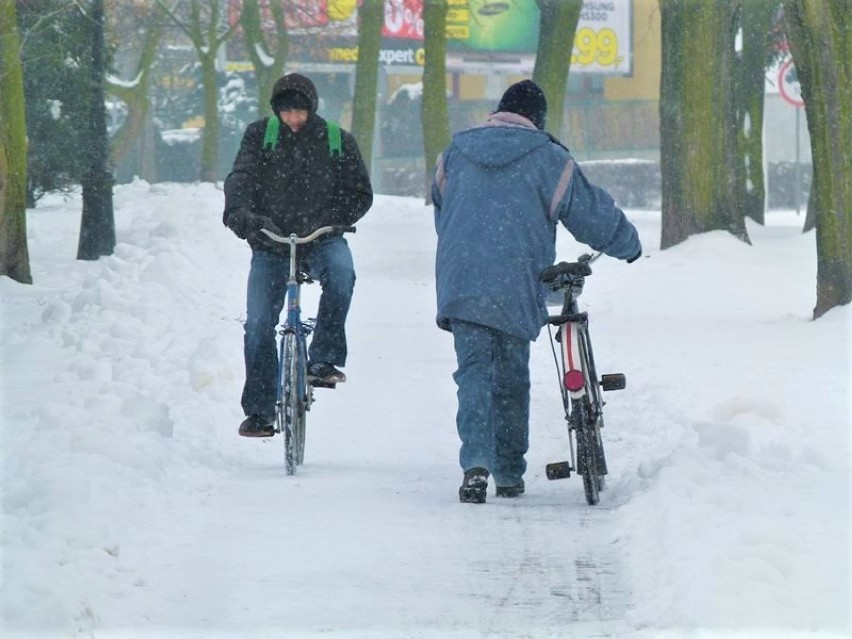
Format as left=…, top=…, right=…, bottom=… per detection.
left=2, top=182, right=849, bottom=638
left=123, top=460, right=629, bottom=636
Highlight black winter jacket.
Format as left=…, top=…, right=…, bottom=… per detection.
left=223, top=113, right=373, bottom=253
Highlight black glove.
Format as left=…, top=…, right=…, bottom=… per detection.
left=226, top=209, right=283, bottom=243
left=245, top=215, right=283, bottom=243
left=627, top=249, right=642, bottom=263
left=225, top=208, right=252, bottom=239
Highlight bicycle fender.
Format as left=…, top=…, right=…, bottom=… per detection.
left=561, top=323, right=587, bottom=399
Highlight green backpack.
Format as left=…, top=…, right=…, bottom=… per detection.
left=262, top=116, right=342, bottom=158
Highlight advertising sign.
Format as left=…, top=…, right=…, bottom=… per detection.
left=443, top=0, right=631, bottom=74
left=383, top=0, right=424, bottom=40
left=573, top=0, right=632, bottom=75
left=446, top=0, right=539, bottom=52
left=227, top=0, right=632, bottom=75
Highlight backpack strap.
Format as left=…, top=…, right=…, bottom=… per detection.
left=262, top=116, right=342, bottom=159
left=326, top=120, right=342, bottom=158
left=262, top=116, right=280, bottom=151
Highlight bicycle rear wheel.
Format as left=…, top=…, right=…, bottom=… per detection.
left=572, top=398, right=600, bottom=505
left=280, top=333, right=307, bottom=475
left=592, top=416, right=607, bottom=493
left=578, top=325, right=608, bottom=498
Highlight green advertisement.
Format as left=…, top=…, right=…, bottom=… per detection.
left=446, top=0, right=540, bottom=53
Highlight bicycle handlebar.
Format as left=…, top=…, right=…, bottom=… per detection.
left=539, top=252, right=601, bottom=284
left=260, top=225, right=356, bottom=245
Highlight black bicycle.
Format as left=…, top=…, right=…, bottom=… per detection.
left=539, top=253, right=626, bottom=505
left=260, top=225, right=356, bottom=475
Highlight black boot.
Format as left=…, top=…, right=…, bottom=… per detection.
left=496, top=480, right=525, bottom=498
left=238, top=415, right=275, bottom=438
left=459, top=467, right=489, bottom=504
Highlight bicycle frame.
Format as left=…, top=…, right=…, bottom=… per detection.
left=278, top=241, right=311, bottom=415
left=541, top=253, right=622, bottom=504
left=262, top=225, right=356, bottom=474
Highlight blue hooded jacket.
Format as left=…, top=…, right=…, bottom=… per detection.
left=432, top=113, right=641, bottom=342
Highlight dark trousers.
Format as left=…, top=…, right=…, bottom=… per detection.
left=450, top=320, right=530, bottom=487
left=241, top=237, right=355, bottom=418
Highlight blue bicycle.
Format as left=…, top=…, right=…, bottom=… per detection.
left=261, top=225, right=356, bottom=475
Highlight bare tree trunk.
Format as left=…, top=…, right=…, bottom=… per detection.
left=659, top=3, right=691, bottom=247
left=734, top=0, right=776, bottom=225
left=108, top=11, right=164, bottom=173
left=77, top=0, right=116, bottom=261
left=199, top=51, right=220, bottom=183
left=421, top=0, right=451, bottom=203
left=240, top=0, right=288, bottom=118
left=159, top=0, right=238, bottom=183
left=351, top=0, right=383, bottom=171
left=659, top=0, right=749, bottom=250
left=803, top=174, right=816, bottom=231
left=784, top=0, right=852, bottom=318
left=532, top=0, right=582, bottom=138
left=0, top=0, right=32, bottom=283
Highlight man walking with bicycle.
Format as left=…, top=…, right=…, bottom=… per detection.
left=432, top=79, right=642, bottom=503
left=224, top=73, right=373, bottom=438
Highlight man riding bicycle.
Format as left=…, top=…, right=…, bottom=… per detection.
left=223, top=73, right=373, bottom=438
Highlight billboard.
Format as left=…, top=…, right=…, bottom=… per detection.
left=227, top=0, right=632, bottom=75
left=573, top=1, right=632, bottom=74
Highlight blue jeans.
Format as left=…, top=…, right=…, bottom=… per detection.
left=242, top=236, right=355, bottom=418
left=450, top=321, right=530, bottom=487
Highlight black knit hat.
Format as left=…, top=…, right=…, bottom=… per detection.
left=496, top=79, right=547, bottom=130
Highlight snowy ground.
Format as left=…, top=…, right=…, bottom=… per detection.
left=1, top=181, right=849, bottom=638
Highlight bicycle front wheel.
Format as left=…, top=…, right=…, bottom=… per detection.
left=294, top=335, right=309, bottom=466
left=280, top=332, right=307, bottom=475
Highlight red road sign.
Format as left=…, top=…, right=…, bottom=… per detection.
left=778, top=58, right=805, bottom=108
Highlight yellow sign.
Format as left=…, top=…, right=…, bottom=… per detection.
left=329, top=47, right=359, bottom=62
left=446, top=25, right=470, bottom=39
left=328, top=0, right=357, bottom=21
left=571, top=27, right=623, bottom=68
left=447, top=9, right=470, bottom=22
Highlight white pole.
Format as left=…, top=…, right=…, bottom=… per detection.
left=795, top=107, right=802, bottom=215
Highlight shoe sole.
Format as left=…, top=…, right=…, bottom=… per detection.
left=238, top=429, right=275, bottom=438
left=459, top=489, right=487, bottom=504
left=308, top=375, right=345, bottom=385
left=309, top=378, right=339, bottom=389
left=495, top=487, right=524, bottom=498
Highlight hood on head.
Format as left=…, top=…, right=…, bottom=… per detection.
left=453, top=124, right=550, bottom=169
left=270, top=73, right=319, bottom=115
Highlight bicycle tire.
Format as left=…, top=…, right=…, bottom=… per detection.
left=578, top=325, right=608, bottom=497
left=572, top=398, right=600, bottom=505
left=280, top=332, right=306, bottom=475
left=294, top=336, right=309, bottom=466
left=592, top=415, right=608, bottom=493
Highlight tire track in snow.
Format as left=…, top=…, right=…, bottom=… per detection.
left=475, top=498, right=630, bottom=638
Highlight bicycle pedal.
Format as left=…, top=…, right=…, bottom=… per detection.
left=600, top=373, right=626, bottom=391
left=546, top=461, right=572, bottom=480
left=310, top=380, right=337, bottom=389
